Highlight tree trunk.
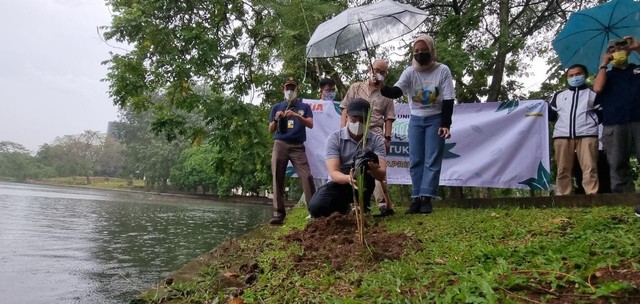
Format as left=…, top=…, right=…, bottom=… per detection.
left=448, top=186, right=464, bottom=199
left=481, top=187, right=491, bottom=199
left=486, top=0, right=510, bottom=102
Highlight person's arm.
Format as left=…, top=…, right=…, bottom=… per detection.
left=367, top=136, right=387, bottom=182
left=268, top=120, right=277, bottom=134
left=381, top=86, right=403, bottom=99
left=547, top=91, right=560, bottom=122
left=367, top=158, right=387, bottom=182
left=268, top=107, right=282, bottom=134
left=327, top=158, right=351, bottom=184
left=440, top=99, right=454, bottom=128
left=285, top=110, right=313, bottom=128
left=593, top=53, right=611, bottom=94
left=625, top=36, right=640, bottom=53
left=383, top=118, right=394, bottom=152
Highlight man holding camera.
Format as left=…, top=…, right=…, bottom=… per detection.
left=593, top=36, right=640, bottom=196
left=307, top=98, right=387, bottom=218
left=268, top=77, right=316, bottom=225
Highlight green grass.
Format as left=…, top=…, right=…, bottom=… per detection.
left=146, top=205, right=640, bottom=303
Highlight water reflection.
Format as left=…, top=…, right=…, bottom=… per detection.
left=0, top=182, right=271, bottom=303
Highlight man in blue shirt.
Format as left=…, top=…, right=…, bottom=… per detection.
left=268, top=77, right=316, bottom=225
left=307, top=98, right=387, bottom=218
left=593, top=36, right=640, bottom=215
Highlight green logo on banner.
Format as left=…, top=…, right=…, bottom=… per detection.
left=518, top=161, right=551, bottom=190
left=496, top=100, right=519, bottom=114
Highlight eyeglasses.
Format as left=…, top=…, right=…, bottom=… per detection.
left=372, top=68, right=388, bottom=75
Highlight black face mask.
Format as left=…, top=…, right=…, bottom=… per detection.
left=414, top=52, right=431, bottom=65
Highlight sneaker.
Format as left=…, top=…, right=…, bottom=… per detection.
left=635, top=205, right=640, bottom=217
left=419, top=196, right=433, bottom=214
left=405, top=197, right=421, bottom=214
left=269, top=211, right=286, bottom=225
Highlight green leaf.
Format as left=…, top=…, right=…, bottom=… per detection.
left=518, top=161, right=551, bottom=190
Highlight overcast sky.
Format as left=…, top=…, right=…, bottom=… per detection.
left=0, top=0, right=550, bottom=153
left=1, top=0, right=121, bottom=152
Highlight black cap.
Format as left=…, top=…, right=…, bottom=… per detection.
left=347, top=98, right=370, bottom=117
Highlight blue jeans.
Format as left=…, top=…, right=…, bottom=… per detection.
left=409, top=114, right=444, bottom=198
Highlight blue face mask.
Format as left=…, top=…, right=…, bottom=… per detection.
left=567, top=75, right=586, bottom=87
left=323, top=91, right=336, bottom=101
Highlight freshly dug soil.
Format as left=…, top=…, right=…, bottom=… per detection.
left=282, top=212, right=421, bottom=274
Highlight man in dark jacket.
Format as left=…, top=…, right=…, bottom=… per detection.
left=592, top=36, right=640, bottom=215
left=268, top=77, right=316, bottom=225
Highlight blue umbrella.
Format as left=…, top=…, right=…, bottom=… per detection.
left=552, top=0, right=640, bottom=74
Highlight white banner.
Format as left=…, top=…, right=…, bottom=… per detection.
left=289, top=99, right=551, bottom=190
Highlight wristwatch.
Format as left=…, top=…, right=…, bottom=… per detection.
left=384, top=135, right=392, bottom=141
left=599, top=65, right=607, bottom=70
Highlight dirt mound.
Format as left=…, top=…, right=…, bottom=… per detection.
left=282, top=212, right=420, bottom=274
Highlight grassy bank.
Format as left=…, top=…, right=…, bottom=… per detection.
left=138, top=204, right=640, bottom=303
left=34, top=176, right=147, bottom=190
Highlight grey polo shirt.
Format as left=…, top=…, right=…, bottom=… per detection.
left=325, top=127, right=386, bottom=173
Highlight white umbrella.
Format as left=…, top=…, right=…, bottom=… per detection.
left=306, top=0, right=428, bottom=58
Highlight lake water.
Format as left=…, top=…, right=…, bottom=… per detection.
left=0, top=181, right=271, bottom=303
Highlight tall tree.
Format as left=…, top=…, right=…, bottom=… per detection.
left=103, top=0, right=353, bottom=140
left=0, top=141, right=53, bottom=181
left=401, top=0, right=599, bottom=102
left=36, top=131, right=106, bottom=181
left=116, top=109, right=189, bottom=191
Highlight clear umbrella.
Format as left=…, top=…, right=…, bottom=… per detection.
left=306, top=0, right=428, bottom=59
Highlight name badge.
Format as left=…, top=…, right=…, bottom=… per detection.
left=288, top=120, right=294, bottom=128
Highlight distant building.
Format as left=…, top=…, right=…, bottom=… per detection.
left=106, top=121, right=123, bottom=142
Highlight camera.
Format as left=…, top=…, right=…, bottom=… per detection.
left=615, top=38, right=629, bottom=47
left=353, top=148, right=379, bottom=171
left=275, top=117, right=288, bottom=134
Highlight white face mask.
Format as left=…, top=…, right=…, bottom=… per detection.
left=284, top=90, right=297, bottom=101
left=347, top=121, right=363, bottom=136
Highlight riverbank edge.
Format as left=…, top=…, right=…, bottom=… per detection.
left=134, top=193, right=640, bottom=303
left=20, top=179, right=298, bottom=207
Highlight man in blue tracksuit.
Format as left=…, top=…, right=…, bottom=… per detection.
left=549, top=64, right=600, bottom=195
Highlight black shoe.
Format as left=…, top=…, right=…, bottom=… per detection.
left=635, top=205, right=640, bottom=217
left=269, top=211, right=286, bottom=225
left=374, top=206, right=395, bottom=218
left=406, top=197, right=421, bottom=214
left=419, top=196, right=433, bottom=214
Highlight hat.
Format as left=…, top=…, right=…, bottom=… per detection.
left=283, top=77, right=297, bottom=86
left=347, top=98, right=370, bottom=117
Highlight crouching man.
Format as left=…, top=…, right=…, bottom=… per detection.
left=308, top=98, right=387, bottom=217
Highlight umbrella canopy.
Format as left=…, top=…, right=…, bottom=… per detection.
left=552, top=0, right=640, bottom=74
left=306, top=0, right=428, bottom=59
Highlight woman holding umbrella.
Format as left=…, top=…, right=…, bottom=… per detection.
left=381, top=34, right=455, bottom=214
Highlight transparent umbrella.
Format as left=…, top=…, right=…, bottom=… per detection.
left=306, top=0, right=428, bottom=59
